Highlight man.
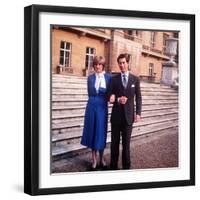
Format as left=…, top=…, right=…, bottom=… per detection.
left=109, top=53, right=142, bottom=170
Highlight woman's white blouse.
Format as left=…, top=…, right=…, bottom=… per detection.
left=95, top=72, right=106, bottom=93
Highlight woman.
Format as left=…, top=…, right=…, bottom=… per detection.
left=81, top=56, right=111, bottom=170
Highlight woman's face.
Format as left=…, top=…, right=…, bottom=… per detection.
left=94, top=63, right=103, bottom=73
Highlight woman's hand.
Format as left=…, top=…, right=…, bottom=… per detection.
left=109, top=94, right=115, bottom=103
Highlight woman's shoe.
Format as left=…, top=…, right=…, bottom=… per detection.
left=90, top=162, right=97, bottom=171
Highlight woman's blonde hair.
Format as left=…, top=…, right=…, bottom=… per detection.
left=93, top=56, right=105, bottom=69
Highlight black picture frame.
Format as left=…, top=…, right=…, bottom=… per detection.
left=24, top=4, right=195, bottom=195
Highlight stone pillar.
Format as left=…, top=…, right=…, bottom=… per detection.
left=161, top=38, right=178, bottom=85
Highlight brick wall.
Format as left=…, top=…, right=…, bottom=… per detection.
left=52, top=28, right=105, bottom=76
left=52, top=28, right=176, bottom=81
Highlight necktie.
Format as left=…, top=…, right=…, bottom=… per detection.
left=122, top=74, right=127, bottom=88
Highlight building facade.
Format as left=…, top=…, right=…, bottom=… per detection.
left=51, top=26, right=178, bottom=82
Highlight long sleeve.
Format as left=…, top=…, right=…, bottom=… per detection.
left=87, top=75, right=97, bottom=97
left=135, top=77, right=142, bottom=115
left=106, top=74, right=113, bottom=101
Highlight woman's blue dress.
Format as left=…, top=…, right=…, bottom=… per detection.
left=81, top=73, right=111, bottom=150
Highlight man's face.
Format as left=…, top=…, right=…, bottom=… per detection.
left=118, top=58, right=129, bottom=73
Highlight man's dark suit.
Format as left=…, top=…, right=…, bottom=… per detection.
left=109, top=72, right=142, bottom=169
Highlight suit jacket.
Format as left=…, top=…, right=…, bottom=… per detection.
left=108, top=72, right=142, bottom=125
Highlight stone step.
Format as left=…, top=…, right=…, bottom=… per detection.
left=52, top=116, right=178, bottom=143
left=52, top=76, right=172, bottom=85
left=52, top=94, right=178, bottom=100
left=52, top=107, right=178, bottom=122
left=52, top=104, right=178, bottom=115
left=52, top=112, right=178, bottom=132
left=53, top=119, right=178, bottom=147
left=52, top=89, right=178, bottom=96
left=52, top=101, right=86, bottom=107
left=52, top=74, right=87, bottom=79
left=52, top=114, right=178, bottom=130
left=51, top=114, right=178, bottom=135
left=52, top=81, right=173, bottom=87
left=51, top=74, right=179, bottom=161
left=52, top=76, right=87, bottom=82
left=52, top=83, right=176, bottom=92
left=52, top=95, right=178, bottom=102
left=52, top=75, right=171, bottom=89
left=52, top=120, right=178, bottom=159
left=52, top=99, right=178, bottom=107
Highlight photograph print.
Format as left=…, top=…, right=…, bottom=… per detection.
left=51, top=26, right=179, bottom=173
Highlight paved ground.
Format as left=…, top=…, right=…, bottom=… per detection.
left=52, top=127, right=178, bottom=173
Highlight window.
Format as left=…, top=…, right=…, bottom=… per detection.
left=85, top=47, right=95, bottom=69
left=149, top=63, right=154, bottom=76
left=174, top=32, right=179, bottom=38
left=135, top=30, right=142, bottom=37
left=150, top=32, right=156, bottom=48
left=59, top=41, right=71, bottom=67
left=128, top=30, right=133, bottom=35
left=163, top=33, right=169, bottom=46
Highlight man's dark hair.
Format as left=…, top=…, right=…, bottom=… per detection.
left=117, top=53, right=130, bottom=63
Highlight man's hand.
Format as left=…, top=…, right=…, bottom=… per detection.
left=134, top=115, right=141, bottom=123
left=109, top=94, right=115, bottom=103
left=119, top=96, right=128, bottom=105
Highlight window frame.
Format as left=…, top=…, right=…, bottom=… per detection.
left=59, top=41, right=72, bottom=67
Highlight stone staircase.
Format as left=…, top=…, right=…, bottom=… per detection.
left=52, top=74, right=178, bottom=160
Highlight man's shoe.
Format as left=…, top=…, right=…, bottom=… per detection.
left=99, top=163, right=108, bottom=170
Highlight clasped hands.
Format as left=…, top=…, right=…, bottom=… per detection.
left=109, top=94, right=127, bottom=104
left=109, top=94, right=141, bottom=123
